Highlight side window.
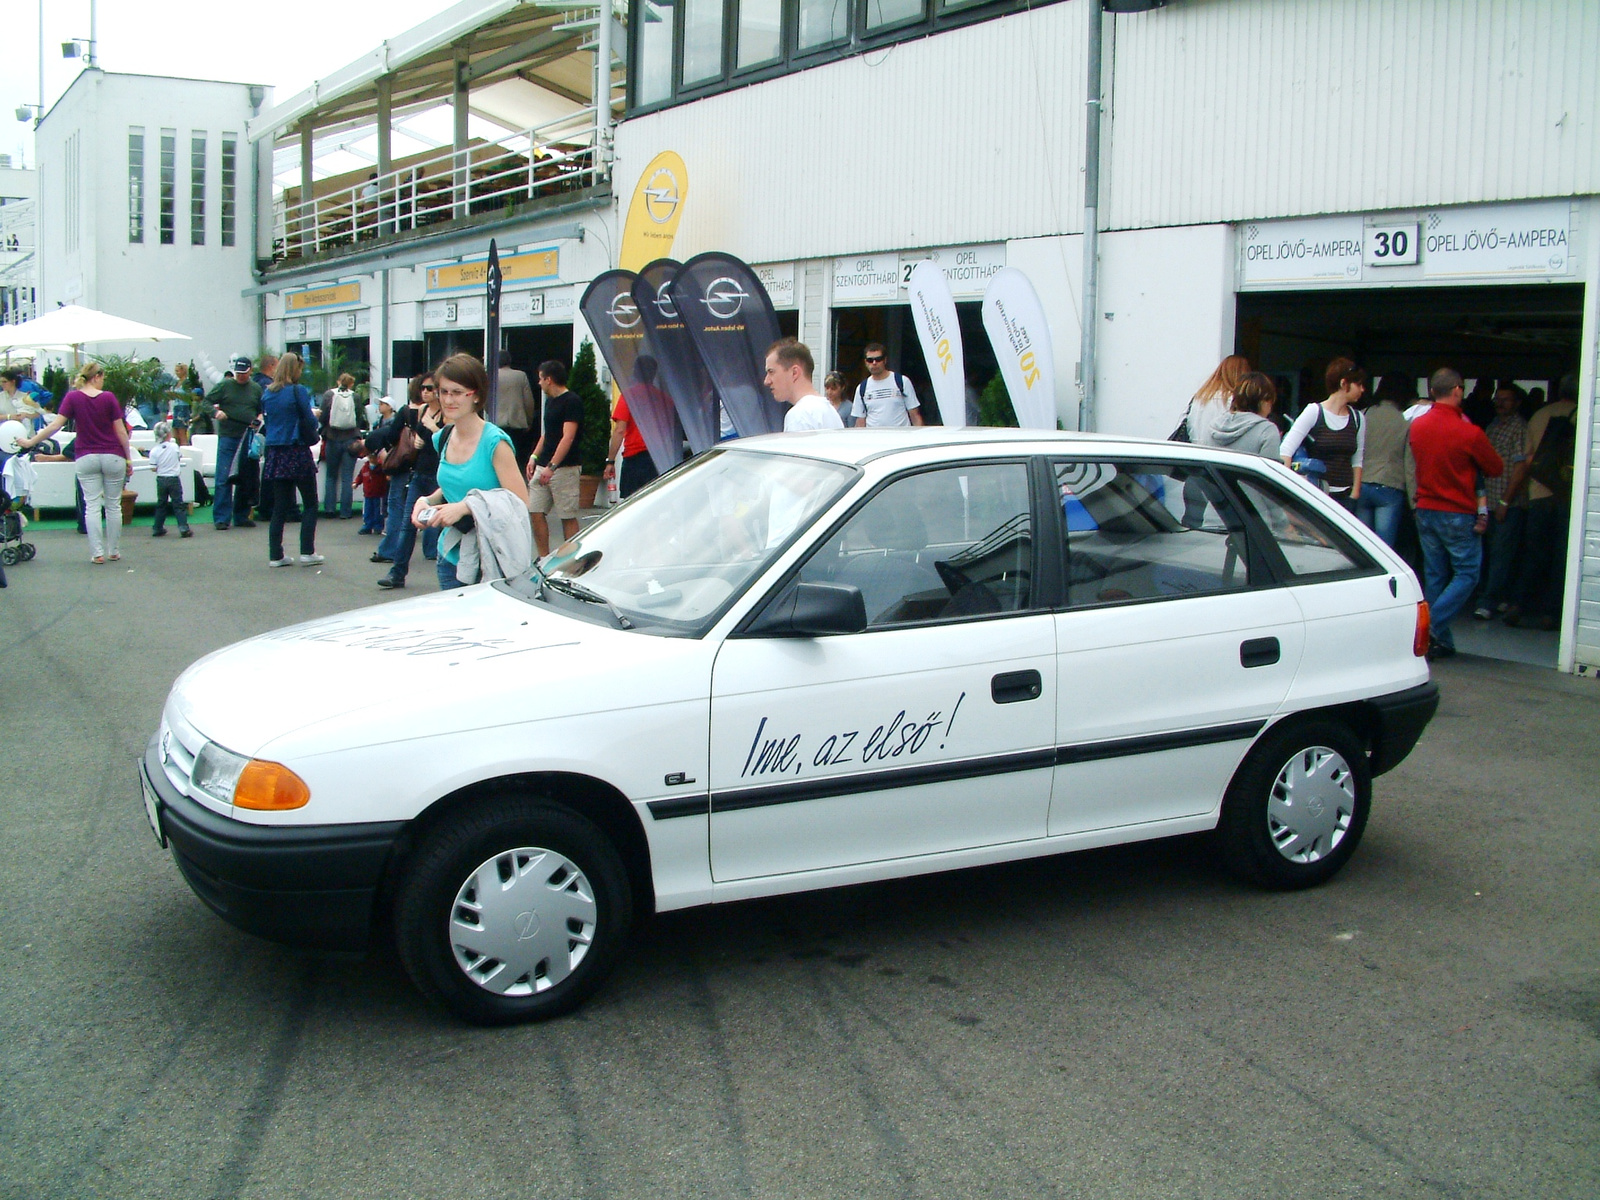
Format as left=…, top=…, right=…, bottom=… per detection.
left=1230, top=475, right=1370, bottom=578
left=1055, top=460, right=1251, bottom=607
left=795, top=462, right=1033, bottom=627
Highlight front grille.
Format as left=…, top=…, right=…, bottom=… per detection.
left=158, top=702, right=222, bottom=811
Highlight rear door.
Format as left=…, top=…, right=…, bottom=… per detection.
left=1048, top=458, right=1304, bottom=836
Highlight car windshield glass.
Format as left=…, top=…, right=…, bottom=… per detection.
left=512, top=448, right=856, bottom=635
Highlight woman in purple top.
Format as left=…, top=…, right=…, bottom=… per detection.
left=24, top=362, right=132, bottom=563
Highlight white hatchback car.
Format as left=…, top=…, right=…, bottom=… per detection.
left=140, top=430, right=1438, bottom=1024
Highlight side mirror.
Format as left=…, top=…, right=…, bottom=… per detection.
left=745, top=582, right=867, bottom=638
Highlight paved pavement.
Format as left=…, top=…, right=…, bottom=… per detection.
left=2, top=520, right=1597, bottom=1200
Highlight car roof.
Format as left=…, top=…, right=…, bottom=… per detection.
left=724, top=427, right=1238, bottom=467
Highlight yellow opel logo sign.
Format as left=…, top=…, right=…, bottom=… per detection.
left=643, top=168, right=680, bottom=225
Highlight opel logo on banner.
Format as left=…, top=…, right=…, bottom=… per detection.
left=608, top=292, right=642, bottom=329
left=701, top=277, right=749, bottom=320
left=653, top=290, right=679, bottom=320
left=643, top=168, right=680, bottom=225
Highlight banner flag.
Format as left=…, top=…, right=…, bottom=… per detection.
left=981, top=268, right=1056, bottom=431
left=578, top=270, right=684, bottom=475
left=620, top=151, right=688, bottom=272
left=484, top=239, right=502, bottom=424
left=906, top=261, right=966, bottom=429
left=633, top=259, right=720, bottom=455
left=667, top=252, right=786, bottom=438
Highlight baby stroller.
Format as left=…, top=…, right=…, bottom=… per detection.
left=0, top=486, right=34, bottom=572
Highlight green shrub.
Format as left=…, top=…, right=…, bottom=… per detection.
left=568, top=339, right=610, bottom=475
left=978, top=372, right=1018, bottom=427
left=41, top=364, right=69, bottom=405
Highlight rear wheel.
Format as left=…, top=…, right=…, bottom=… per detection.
left=395, top=797, right=633, bottom=1025
left=1217, top=718, right=1370, bottom=889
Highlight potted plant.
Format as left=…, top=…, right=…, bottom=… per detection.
left=568, top=339, right=610, bottom=509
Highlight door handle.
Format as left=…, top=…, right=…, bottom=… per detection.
left=1240, top=637, right=1280, bottom=669
left=992, top=669, right=1042, bottom=704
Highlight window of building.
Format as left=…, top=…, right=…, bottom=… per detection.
left=863, top=0, right=924, bottom=31
left=635, top=0, right=675, bottom=107
left=681, top=0, right=726, bottom=87
left=127, top=127, right=145, bottom=244
left=794, top=462, right=1034, bottom=627
left=190, top=132, right=207, bottom=245
left=631, top=0, right=1023, bottom=111
left=220, top=134, right=238, bottom=247
left=1054, top=461, right=1253, bottom=607
left=159, top=129, right=176, bottom=245
left=738, top=0, right=784, bottom=69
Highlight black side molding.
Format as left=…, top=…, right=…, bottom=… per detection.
left=1365, top=682, right=1440, bottom=776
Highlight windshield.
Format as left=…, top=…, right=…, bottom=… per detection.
left=516, top=448, right=857, bottom=635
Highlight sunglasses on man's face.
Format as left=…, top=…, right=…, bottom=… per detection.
left=865, top=355, right=885, bottom=364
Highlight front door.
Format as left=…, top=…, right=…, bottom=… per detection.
left=709, top=460, right=1055, bottom=882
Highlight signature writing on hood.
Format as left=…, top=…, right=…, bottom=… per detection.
left=263, top=619, right=525, bottom=658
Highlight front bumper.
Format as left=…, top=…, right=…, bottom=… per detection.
left=1365, top=681, right=1440, bottom=776
left=141, top=736, right=406, bottom=950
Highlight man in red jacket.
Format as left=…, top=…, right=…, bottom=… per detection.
left=1408, top=367, right=1504, bottom=660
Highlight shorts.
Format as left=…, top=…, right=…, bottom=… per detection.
left=528, top=464, right=581, bottom=519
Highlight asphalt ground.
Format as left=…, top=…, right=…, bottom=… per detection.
left=1, top=519, right=1597, bottom=1200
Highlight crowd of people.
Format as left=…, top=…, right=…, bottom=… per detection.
left=1180, top=353, right=1578, bottom=658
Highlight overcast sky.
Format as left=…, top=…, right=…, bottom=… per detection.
left=3, top=0, right=452, bottom=168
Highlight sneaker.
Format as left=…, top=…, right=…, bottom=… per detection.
left=268, top=558, right=292, bottom=568
left=358, top=528, right=374, bottom=535
left=180, top=529, right=193, bottom=538
left=214, top=522, right=231, bottom=531
left=152, top=529, right=167, bottom=538
left=377, top=576, right=404, bottom=590
left=370, top=553, right=392, bottom=563
left=1472, top=606, right=1491, bottom=620
left=1426, top=639, right=1457, bottom=662
left=299, top=553, right=326, bottom=566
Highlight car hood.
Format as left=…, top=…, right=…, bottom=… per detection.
left=171, top=583, right=615, bottom=759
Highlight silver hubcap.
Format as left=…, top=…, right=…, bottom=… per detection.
left=449, top=847, right=597, bottom=996
left=1267, top=745, right=1355, bottom=863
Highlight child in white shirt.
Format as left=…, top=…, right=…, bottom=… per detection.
left=148, top=422, right=191, bottom=538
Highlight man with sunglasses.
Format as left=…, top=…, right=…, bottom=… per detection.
left=852, top=343, right=924, bottom=429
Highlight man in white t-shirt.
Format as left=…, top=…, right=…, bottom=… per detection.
left=765, top=338, right=844, bottom=433
left=852, top=342, right=924, bottom=428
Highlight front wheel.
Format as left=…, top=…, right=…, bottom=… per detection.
left=395, top=797, right=634, bottom=1025
left=1217, top=719, right=1370, bottom=889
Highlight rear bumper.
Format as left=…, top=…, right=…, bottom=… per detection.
left=141, top=736, right=405, bottom=951
left=1365, top=682, right=1440, bottom=776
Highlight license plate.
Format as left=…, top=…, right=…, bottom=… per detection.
left=140, top=769, right=167, bottom=849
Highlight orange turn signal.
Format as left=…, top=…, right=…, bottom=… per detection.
left=1414, top=601, right=1431, bottom=657
left=233, top=760, right=311, bottom=811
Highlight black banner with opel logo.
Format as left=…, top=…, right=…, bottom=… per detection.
left=578, top=270, right=685, bottom=475
left=665, top=252, right=786, bottom=438
left=632, top=258, right=721, bottom=455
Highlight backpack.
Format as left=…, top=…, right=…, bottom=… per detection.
left=856, top=372, right=909, bottom=419
left=1527, top=410, right=1576, bottom=499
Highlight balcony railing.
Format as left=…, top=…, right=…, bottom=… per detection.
left=270, top=108, right=603, bottom=265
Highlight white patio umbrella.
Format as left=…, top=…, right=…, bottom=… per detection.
left=0, top=304, right=191, bottom=355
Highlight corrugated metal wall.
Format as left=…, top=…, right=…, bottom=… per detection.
left=613, top=4, right=1089, bottom=264
left=1106, top=0, right=1600, bottom=230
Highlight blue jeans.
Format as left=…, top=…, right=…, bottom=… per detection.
left=377, top=469, right=412, bottom=559
left=1479, top=506, right=1525, bottom=610
left=1515, top=498, right=1569, bottom=621
left=384, top=471, right=438, bottom=583
left=1355, top=483, right=1405, bottom=548
left=360, top=493, right=386, bottom=532
left=437, top=555, right=463, bottom=590
left=1415, top=509, right=1481, bottom=649
left=321, top=437, right=359, bottom=517
left=213, top=435, right=241, bottom=525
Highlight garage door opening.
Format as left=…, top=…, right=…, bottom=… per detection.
left=832, top=302, right=995, bottom=426
left=1236, top=283, right=1584, bottom=668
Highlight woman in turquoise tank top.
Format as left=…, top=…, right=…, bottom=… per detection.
left=412, top=353, right=531, bottom=589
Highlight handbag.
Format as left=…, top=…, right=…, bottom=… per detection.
left=380, top=423, right=421, bottom=473
left=1168, top=409, right=1192, bottom=443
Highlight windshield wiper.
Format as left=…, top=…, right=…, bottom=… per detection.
left=527, top=553, right=550, bottom=601
left=545, top=576, right=634, bottom=629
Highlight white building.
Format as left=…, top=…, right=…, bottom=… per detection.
left=613, top=0, right=1600, bottom=674
left=0, top=160, right=36, bottom=326
left=35, top=69, right=269, bottom=365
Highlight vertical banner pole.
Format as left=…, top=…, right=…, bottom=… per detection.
left=484, top=238, right=502, bottom=424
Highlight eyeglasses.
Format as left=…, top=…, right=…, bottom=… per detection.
left=864, top=355, right=885, bottom=364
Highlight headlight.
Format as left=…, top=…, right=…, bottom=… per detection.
left=192, top=742, right=311, bottom=811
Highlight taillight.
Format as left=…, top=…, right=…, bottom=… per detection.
left=1414, top=601, right=1431, bottom=657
